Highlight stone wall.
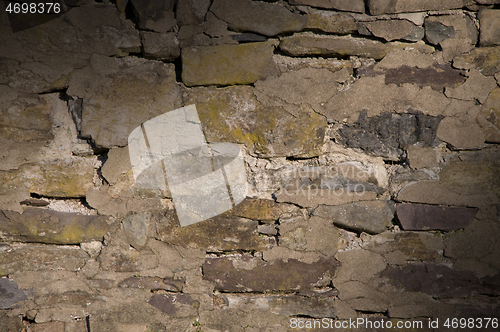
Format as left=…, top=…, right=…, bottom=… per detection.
left=1, top=0, right=500, bottom=331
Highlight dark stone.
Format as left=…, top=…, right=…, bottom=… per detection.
left=425, top=21, right=455, bottom=45
left=0, top=278, right=29, bottom=309
left=202, top=256, right=339, bottom=292
left=336, top=110, right=442, bottom=160
left=148, top=294, right=198, bottom=315
left=396, top=203, right=477, bottom=231
left=118, top=276, right=184, bottom=292
left=129, top=0, right=175, bottom=29
left=380, top=264, right=500, bottom=298
left=19, top=198, right=49, bottom=207
left=231, top=33, right=269, bottom=43
left=385, top=64, right=466, bottom=91
left=0, top=207, right=113, bottom=245
left=0, top=311, right=23, bottom=332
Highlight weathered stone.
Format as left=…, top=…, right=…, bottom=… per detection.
left=202, top=255, right=338, bottom=292
left=176, top=0, right=211, bottom=26
left=425, top=20, right=455, bottom=45
left=221, top=294, right=337, bottom=318
left=336, top=281, right=389, bottom=312
left=445, top=220, right=497, bottom=259
left=129, top=0, right=175, bottom=30
left=436, top=116, right=486, bottom=149
left=324, top=75, right=449, bottom=124
left=273, top=54, right=353, bottom=74
left=0, top=311, right=23, bottom=332
left=141, top=31, right=180, bottom=61
left=157, top=213, right=270, bottom=252
left=258, top=224, right=278, bottom=236
left=479, top=9, right=500, bottom=46
left=275, top=189, right=377, bottom=208
left=368, top=0, right=465, bottom=15
left=279, top=34, right=434, bottom=60
left=98, top=246, right=158, bottom=272
left=334, top=249, right=386, bottom=284
left=380, top=264, right=500, bottom=298
left=119, top=276, right=184, bottom=292
left=407, top=145, right=440, bottom=169
left=200, top=308, right=289, bottom=332
left=426, top=14, right=478, bottom=62
left=27, top=321, right=65, bottom=332
left=122, top=212, right=151, bottom=248
left=305, top=10, right=357, bottom=34
left=453, top=46, right=500, bottom=76
left=67, top=54, right=181, bottom=149
left=385, top=64, right=466, bottom=91
left=148, top=294, right=199, bottom=317
left=397, top=203, right=477, bottom=231
left=313, top=200, right=395, bottom=234
left=478, top=87, right=500, bottom=143
left=181, top=41, right=277, bottom=86
left=0, top=208, right=113, bottom=244
left=289, top=0, right=365, bottom=13
left=336, top=111, right=443, bottom=160
left=232, top=198, right=294, bottom=223
left=101, top=147, right=131, bottom=186
left=210, top=0, right=307, bottom=37
left=0, top=246, right=88, bottom=276
left=0, top=278, right=29, bottom=309
left=359, top=19, right=420, bottom=42
left=374, top=48, right=439, bottom=70
left=183, top=85, right=326, bottom=157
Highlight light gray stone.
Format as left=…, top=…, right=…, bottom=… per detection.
left=210, top=0, right=307, bottom=37
left=289, top=0, right=365, bottom=13
left=479, top=9, right=500, bottom=46
left=313, top=201, right=395, bottom=234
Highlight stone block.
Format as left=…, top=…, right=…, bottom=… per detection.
left=129, top=0, right=175, bottom=30
left=453, top=46, right=500, bottom=76
left=446, top=69, right=497, bottom=103
left=407, top=145, right=440, bottom=169
left=202, top=255, right=338, bottom=292
left=28, top=321, right=65, bottom=332
left=122, top=212, right=151, bottom=249
left=181, top=41, right=277, bottom=86
left=279, top=34, right=434, bottom=60
left=289, top=0, right=365, bottom=13
left=368, top=0, right=465, bottom=15
left=210, top=0, right=307, bottom=37
left=313, top=201, right=395, bottom=234
left=101, top=147, right=131, bottom=186
left=385, top=64, right=466, bottom=91
left=148, top=293, right=199, bottom=317
left=396, top=203, right=477, bottom=231
left=119, top=276, right=184, bottom=292
left=0, top=208, right=113, bottom=244
left=305, top=10, right=357, bottom=34
left=336, top=281, right=389, bottom=312
left=232, top=198, right=295, bottom=223
left=176, top=0, right=211, bottom=26
left=478, top=87, right=500, bottom=143
left=67, top=54, right=181, bottom=149
left=437, top=116, right=486, bottom=149
left=141, top=31, right=180, bottom=61
left=445, top=220, right=497, bottom=259
left=479, top=9, right=500, bottom=46
left=359, top=19, right=421, bottom=42
left=334, top=249, right=386, bottom=284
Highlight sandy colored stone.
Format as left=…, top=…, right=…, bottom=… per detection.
left=305, top=10, right=357, bottom=34
left=210, top=0, right=307, bottom=37
left=279, top=34, right=434, bottom=60
left=181, top=41, right=277, bottom=86
left=407, top=145, right=440, bottom=169
left=478, top=87, right=500, bottom=143
left=368, top=0, right=465, bottom=15
left=375, top=48, right=440, bottom=70
left=437, top=116, right=486, bottom=149
left=140, top=31, right=180, bottom=61
left=479, top=9, right=500, bottom=46
left=101, top=147, right=132, bottom=185
left=453, top=46, right=500, bottom=76
left=336, top=281, right=389, bottom=312
left=445, top=69, right=497, bottom=104
left=98, top=246, right=158, bottom=272
left=359, top=19, right=420, bottom=42
left=334, top=249, right=386, bottom=284
left=275, top=189, right=377, bottom=208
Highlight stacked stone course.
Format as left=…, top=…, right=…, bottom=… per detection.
left=1, top=0, right=500, bottom=331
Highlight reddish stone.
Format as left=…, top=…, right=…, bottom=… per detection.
left=396, top=203, right=477, bottom=231
left=385, top=64, right=466, bottom=91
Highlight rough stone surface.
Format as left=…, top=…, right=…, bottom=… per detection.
left=385, top=64, right=466, bottom=91
left=203, top=255, right=339, bottom=292
left=407, top=145, right=440, bottom=169
left=396, top=203, right=477, bottom=231
left=478, top=87, right=500, bottom=143
left=368, top=0, right=465, bottom=15
left=279, top=34, right=434, bottom=60
left=129, top=0, right=175, bottom=31
left=182, top=41, right=277, bottom=86
left=305, top=10, right=357, bottom=34
left=67, top=54, right=181, bottom=149
left=313, top=201, right=395, bottom=234
left=0, top=278, right=29, bottom=309
left=176, top=0, right=211, bottom=26
left=479, top=9, right=500, bottom=46
left=0, top=208, right=112, bottom=244
left=334, top=249, right=386, bottom=284
left=211, top=0, right=307, bottom=37
left=437, top=115, right=486, bottom=149
left=359, top=19, right=421, bottom=42
left=289, top=0, right=365, bottom=12
left=148, top=293, right=199, bottom=317
left=141, top=31, right=180, bottom=61
left=453, top=46, right=500, bottom=76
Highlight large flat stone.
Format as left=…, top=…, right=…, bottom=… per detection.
left=436, top=115, right=486, bottom=149
left=396, top=203, right=477, bottom=231
left=313, top=200, right=395, bottom=234
left=67, top=54, right=181, bottom=149
left=210, top=0, right=307, bottom=37
left=385, top=64, right=466, bottom=91
left=181, top=41, right=277, bottom=86
left=453, top=46, right=500, bottom=76
left=368, top=0, right=465, bottom=15
left=305, top=10, right=357, bottom=34
left=359, top=19, right=422, bottom=42
left=479, top=9, right=500, bottom=46
left=275, top=189, right=377, bottom=208
left=0, top=208, right=113, bottom=244
left=279, top=34, right=434, bottom=60
left=334, top=249, right=386, bottom=284
left=289, top=0, right=365, bottom=13
left=202, top=255, right=338, bottom=292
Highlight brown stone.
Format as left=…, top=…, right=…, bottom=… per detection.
left=28, top=321, right=65, bottom=332
left=202, top=255, right=339, bottom=292
left=437, top=116, right=486, bottom=149
left=275, top=189, right=377, bottom=208
left=279, top=34, right=434, bottom=60
left=478, top=87, right=500, bottom=143
left=359, top=20, right=420, bottom=42
left=445, top=69, right=497, bottom=104
left=368, top=0, right=465, bottom=15
left=406, top=145, right=440, bottom=169
left=176, top=0, right=211, bottom=26
left=148, top=294, right=199, bottom=316
left=385, top=64, right=466, bottom=91
left=181, top=41, right=278, bottom=86
left=119, top=276, right=184, bottom=292
left=305, top=10, right=357, bottom=34
left=210, top=0, right=307, bottom=37
left=289, top=0, right=365, bottom=13
left=98, top=246, right=158, bottom=272
left=232, top=198, right=292, bottom=223
left=0, top=207, right=113, bottom=244
left=479, top=9, right=500, bottom=46
left=396, top=203, right=477, bottom=231
left=453, top=46, right=500, bottom=76
left=140, top=31, right=180, bottom=61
